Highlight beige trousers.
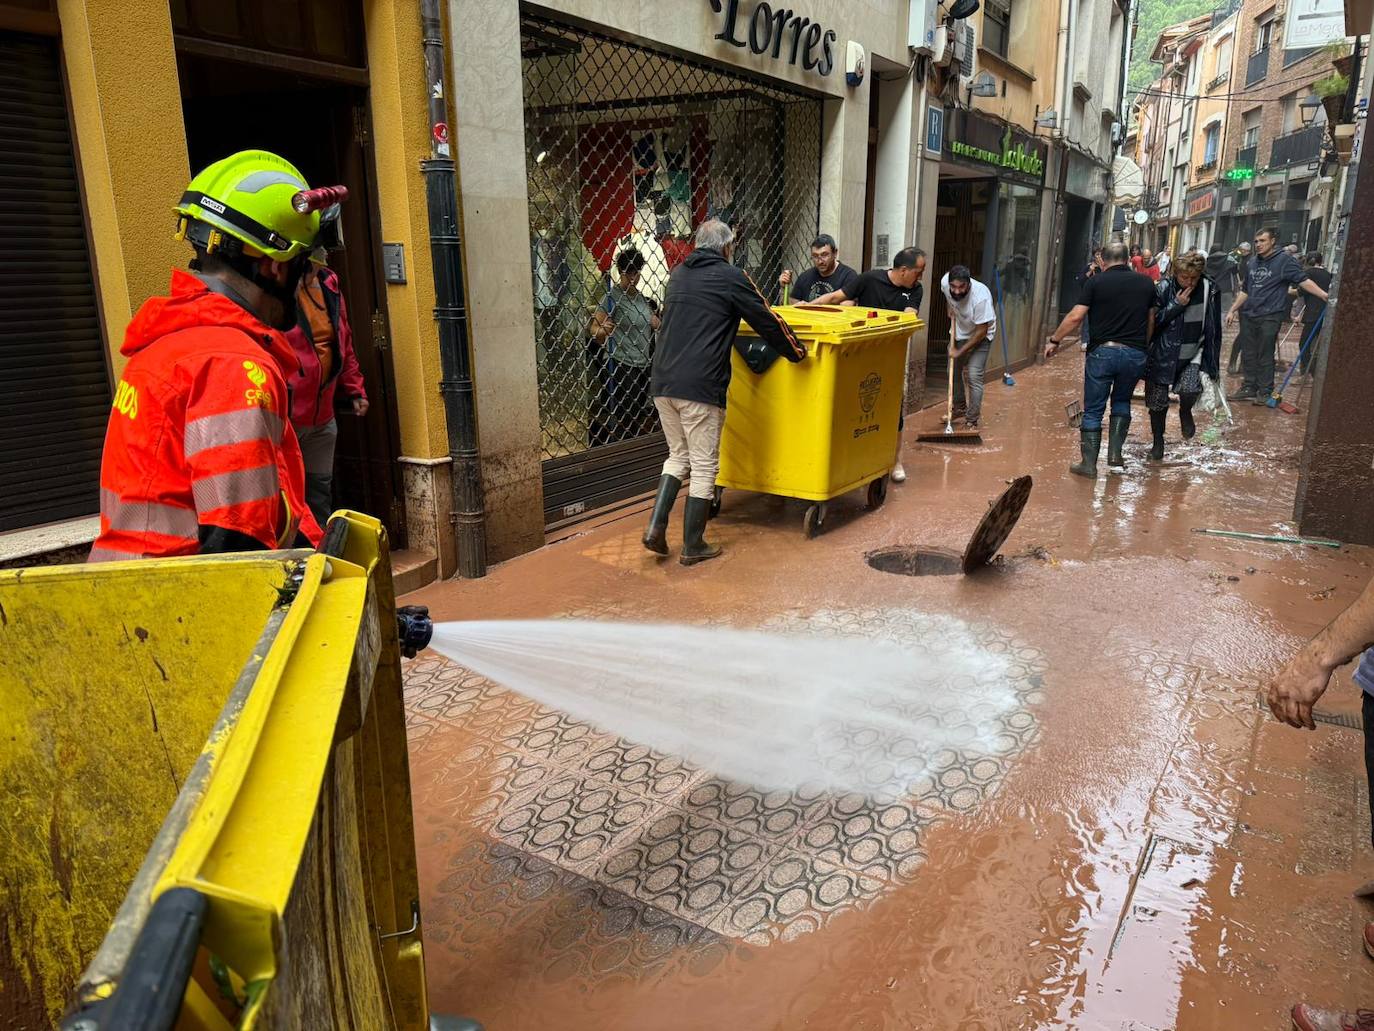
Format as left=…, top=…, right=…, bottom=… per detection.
left=655, top=396, right=726, bottom=500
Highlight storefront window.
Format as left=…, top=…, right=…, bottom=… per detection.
left=992, top=183, right=1040, bottom=362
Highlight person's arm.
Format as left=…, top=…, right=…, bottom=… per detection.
left=733, top=270, right=807, bottom=362
left=801, top=286, right=849, bottom=306
left=1225, top=289, right=1248, bottom=324
left=334, top=290, right=369, bottom=416
left=183, top=352, right=293, bottom=552
left=1044, top=304, right=1089, bottom=357
left=1298, top=277, right=1329, bottom=302
left=952, top=322, right=991, bottom=358
left=1267, top=575, right=1374, bottom=729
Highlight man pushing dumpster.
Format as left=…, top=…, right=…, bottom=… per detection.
left=90, top=150, right=333, bottom=562
left=642, top=219, right=807, bottom=565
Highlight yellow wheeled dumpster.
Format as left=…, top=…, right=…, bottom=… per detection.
left=0, top=512, right=442, bottom=1030
left=716, top=305, right=922, bottom=536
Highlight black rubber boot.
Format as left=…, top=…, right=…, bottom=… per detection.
left=679, top=496, right=722, bottom=566
left=641, top=475, right=681, bottom=556
left=1107, top=415, right=1130, bottom=471
left=1069, top=429, right=1102, bottom=479
left=1179, top=401, right=1196, bottom=440
left=1149, top=410, right=1166, bottom=461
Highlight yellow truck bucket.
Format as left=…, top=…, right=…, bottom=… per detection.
left=719, top=304, right=921, bottom=533
left=0, top=512, right=432, bottom=1030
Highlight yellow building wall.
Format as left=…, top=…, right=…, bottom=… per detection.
left=57, top=0, right=189, bottom=380
left=59, top=0, right=448, bottom=462
left=363, top=0, right=450, bottom=462
left=1190, top=37, right=1232, bottom=187
left=971, top=1, right=1061, bottom=129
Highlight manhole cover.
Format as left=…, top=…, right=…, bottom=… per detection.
left=962, top=475, right=1033, bottom=573
left=866, top=546, right=963, bottom=577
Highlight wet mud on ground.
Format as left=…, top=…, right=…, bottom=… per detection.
left=403, top=353, right=1374, bottom=1029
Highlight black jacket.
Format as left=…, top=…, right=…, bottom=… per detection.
left=651, top=249, right=805, bottom=407
left=1204, top=252, right=1237, bottom=293
left=1149, top=274, right=1222, bottom=385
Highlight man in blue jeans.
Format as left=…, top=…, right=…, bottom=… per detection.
left=1044, top=241, right=1157, bottom=478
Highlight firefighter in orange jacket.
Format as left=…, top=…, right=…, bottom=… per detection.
left=90, top=150, right=340, bottom=561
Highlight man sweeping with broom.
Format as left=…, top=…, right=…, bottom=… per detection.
left=939, top=266, right=996, bottom=431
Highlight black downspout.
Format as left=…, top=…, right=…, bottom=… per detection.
left=421, top=0, right=487, bottom=578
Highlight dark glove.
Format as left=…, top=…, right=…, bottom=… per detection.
left=737, top=338, right=783, bottom=375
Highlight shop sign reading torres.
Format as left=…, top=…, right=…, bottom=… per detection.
left=707, top=0, right=838, bottom=76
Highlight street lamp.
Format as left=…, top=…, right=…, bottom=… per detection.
left=1299, top=93, right=1323, bottom=127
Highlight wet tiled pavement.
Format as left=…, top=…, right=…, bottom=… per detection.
left=403, top=353, right=1374, bottom=1029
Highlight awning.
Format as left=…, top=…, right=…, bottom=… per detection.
left=1110, top=155, right=1145, bottom=205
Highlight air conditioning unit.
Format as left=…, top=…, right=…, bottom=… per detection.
left=909, top=0, right=940, bottom=54
left=930, top=23, right=950, bottom=65
left=955, top=21, right=977, bottom=93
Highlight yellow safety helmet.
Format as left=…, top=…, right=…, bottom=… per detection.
left=174, top=150, right=320, bottom=262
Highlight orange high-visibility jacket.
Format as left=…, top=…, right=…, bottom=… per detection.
left=90, top=269, right=324, bottom=562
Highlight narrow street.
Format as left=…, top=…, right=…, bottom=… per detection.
left=402, top=355, right=1374, bottom=1030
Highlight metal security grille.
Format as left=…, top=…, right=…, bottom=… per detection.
left=0, top=32, right=111, bottom=532
left=521, top=14, right=821, bottom=526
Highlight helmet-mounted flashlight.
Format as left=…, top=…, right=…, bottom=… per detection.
left=291, top=185, right=349, bottom=214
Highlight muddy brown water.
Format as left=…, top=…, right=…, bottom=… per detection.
left=403, top=350, right=1374, bottom=1029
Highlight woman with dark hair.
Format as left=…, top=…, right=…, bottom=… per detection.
left=1146, top=250, right=1222, bottom=461
left=589, top=247, right=660, bottom=444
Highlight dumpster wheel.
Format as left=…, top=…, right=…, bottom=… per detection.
left=866, top=476, right=888, bottom=510
left=804, top=502, right=829, bottom=538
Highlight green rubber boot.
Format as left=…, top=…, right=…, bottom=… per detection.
left=1070, top=429, right=1102, bottom=479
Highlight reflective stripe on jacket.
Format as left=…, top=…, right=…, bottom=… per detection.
left=91, top=269, right=323, bottom=561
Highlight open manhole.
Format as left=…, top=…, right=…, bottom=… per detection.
left=866, top=546, right=964, bottom=577
left=868, top=475, right=1034, bottom=578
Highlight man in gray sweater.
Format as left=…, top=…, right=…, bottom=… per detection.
left=1225, top=227, right=1328, bottom=404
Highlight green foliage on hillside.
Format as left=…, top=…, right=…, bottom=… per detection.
left=1126, top=0, right=1219, bottom=105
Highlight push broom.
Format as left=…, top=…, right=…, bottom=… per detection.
left=993, top=267, right=1014, bottom=386
left=917, top=344, right=983, bottom=443
left=1267, top=309, right=1324, bottom=412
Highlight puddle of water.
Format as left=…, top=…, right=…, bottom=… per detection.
left=426, top=618, right=1023, bottom=797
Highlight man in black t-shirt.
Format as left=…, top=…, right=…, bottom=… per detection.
left=1045, top=241, right=1157, bottom=479
left=803, top=247, right=926, bottom=482
left=778, top=233, right=860, bottom=303
left=1297, top=252, right=1333, bottom=376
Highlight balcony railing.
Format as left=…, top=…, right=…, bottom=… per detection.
left=1195, top=157, right=1219, bottom=175
left=1206, top=71, right=1230, bottom=92
left=1236, top=143, right=1258, bottom=170
left=1246, top=46, right=1269, bottom=86
left=1269, top=124, right=1324, bottom=168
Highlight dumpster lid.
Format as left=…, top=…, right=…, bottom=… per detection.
left=738, top=304, right=921, bottom=342
left=962, top=475, right=1033, bottom=573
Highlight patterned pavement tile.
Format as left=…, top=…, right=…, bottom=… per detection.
left=710, top=849, right=887, bottom=945
left=411, top=605, right=1046, bottom=952
left=489, top=772, right=659, bottom=875
left=593, top=810, right=781, bottom=927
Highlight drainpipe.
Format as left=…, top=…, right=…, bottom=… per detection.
left=420, top=0, right=487, bottom=578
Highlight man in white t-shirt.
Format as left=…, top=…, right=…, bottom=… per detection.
left=939, top=265, right=997, bottom=428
